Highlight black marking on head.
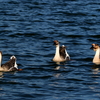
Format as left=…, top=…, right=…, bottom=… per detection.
left=90, top=44, right=99, bottom=51
left=53, top=40, right=59, bottom=45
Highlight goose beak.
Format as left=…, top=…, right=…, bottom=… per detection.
left=90, top=46, right=94, bottom=49
left=53, top=41, right=57, bottom=45
left=17, top=69, right=23, bottom=71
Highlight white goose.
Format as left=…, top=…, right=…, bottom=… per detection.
left=0, top=51, right=22, bottom=71
left=53, top=40, right=70, bottom=63
left=91, top=44, right=100, bottom=64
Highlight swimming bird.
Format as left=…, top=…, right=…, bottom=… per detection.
left=0, top=51, right=22, bottom=71
left=53, top=40, right=70, bottom=63
left=90, top=44, right=100, bottom=64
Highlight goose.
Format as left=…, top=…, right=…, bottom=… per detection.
left=90, top=44, right=100, bottom=64
left=0, top=51, right=22, bottom=71
left=53, top=40, right=70, bottom=63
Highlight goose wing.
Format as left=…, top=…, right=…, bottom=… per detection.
left=60, top=45, right=70, bottom=60
left=59, top=46, right=66, bottom=59
left=1, top=58, right=17, bottom=71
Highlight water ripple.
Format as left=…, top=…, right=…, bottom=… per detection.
left=0, top=0, right=100, bottom=100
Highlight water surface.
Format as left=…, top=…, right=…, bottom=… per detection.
left=0, top=0, right=100, bottom=100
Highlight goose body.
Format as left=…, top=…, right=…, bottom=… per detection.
left=0, top=51, right=19, bottom=72
left=91, top=44, right=100, bottom=64
left=53, top=40, right=70, bottom=63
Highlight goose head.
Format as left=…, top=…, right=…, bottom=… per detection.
left=53, top=40, right=60, bottom=46
left=90, top=44, right=100, bottom=51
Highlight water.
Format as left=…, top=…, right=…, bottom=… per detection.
left=0, top=0, right=100, bottom=100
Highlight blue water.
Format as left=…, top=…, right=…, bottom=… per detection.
left=0, top=0, right=100, bottom=100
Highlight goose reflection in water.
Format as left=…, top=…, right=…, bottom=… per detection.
left=92, top=64, right=100, bottom=74
left=0, top=71, right=19, bottom=78
left=0, top=72, right=3, bottom=78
